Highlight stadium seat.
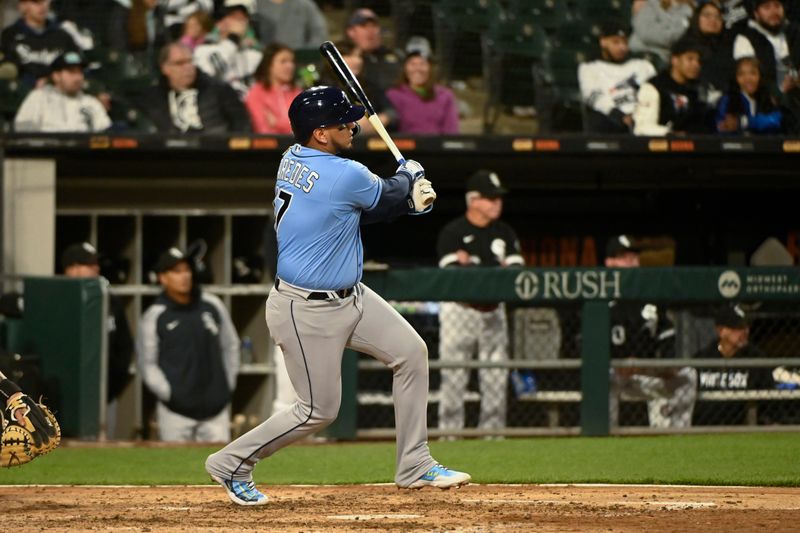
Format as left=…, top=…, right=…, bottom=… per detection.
left=507, top=0, right=574, bottom=31
left=481, top=11, right=550, bottom=132
left=0, top=79, right=29, bottom=132
left=534, top=47, right=587, bottom=132
left=432, top=0, right=504, bottom=82
left=551, top=21, right=600, bottom=53
left=571, top=0, right=632, bottom=24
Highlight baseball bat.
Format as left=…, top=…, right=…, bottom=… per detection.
left=319, top=40, right=406, bottom=165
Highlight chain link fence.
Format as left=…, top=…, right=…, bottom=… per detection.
left=353, top=271, right=800, bottom=438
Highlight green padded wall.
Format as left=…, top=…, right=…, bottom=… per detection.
left=23, top=277, right=103, bottom=438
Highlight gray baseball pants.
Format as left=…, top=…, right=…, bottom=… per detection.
left=438, top=302, right=509, bottom=432
left=205, top=282, right=437, bottom=487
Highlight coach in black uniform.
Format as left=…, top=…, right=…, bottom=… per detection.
left=436, top=170, right=525, bottom=437
left=136, top=248, right=240, bottom=442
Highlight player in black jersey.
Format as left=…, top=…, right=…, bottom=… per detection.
left=606, top=235, right=697, bottom=428
left=436, top=170, right=524, bottom=437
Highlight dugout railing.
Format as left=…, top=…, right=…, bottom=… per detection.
left=352, top=267, right=800, bottom=439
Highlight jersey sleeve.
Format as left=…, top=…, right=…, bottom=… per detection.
left=501, top=223, right=525, bottom=266
left=331, top=160, right=383, bottom=210
left=437, top=221, right=465, bottom=267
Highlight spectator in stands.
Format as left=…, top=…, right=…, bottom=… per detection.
left=14, top=50, right=111, bottom=132
left=689, top=0, right=733, bottom=106
left=605, top=235, right=697, bottom=428
left=139, top=42, right=251, bottom=134
left=254, top=0, right=328, bottom=50
left=437, top=170, right=525, bottom=438
left=137, top=247, right=240, bottom=442
left=179, top=9, right=213, bottom=51
left=52, top=0, right=127, bottom=52
left=723, top=0, right=800, bottom=28
left=318, top=39, right=394, bottom=136
left=578, top=20, right=656, bottom=134
left=732, top=0, right=800, bottom=93
left=160, top=0, right=214, bottom=41
left=1, top=0, right=81, bottom=90
left=721, top=0, right=750, bottom=28
left=194, top=0, right=262, bottom=98
left=717, top=56, right=784, bottom=133
left=244, top=42, right=300, bottom=134
left=345, top=7, right=403, bottom=95
left=61, top=242, right=134, bottom=437
left=633, top=36, right=715, bottom=135
left=386, top=38, right=459, bottom=135
left=630, top=0, right=696, bottom=63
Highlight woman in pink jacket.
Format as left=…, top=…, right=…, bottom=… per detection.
left=386, top=50, right=459, bottom=134
left=245, top=43, right=301, bottom=134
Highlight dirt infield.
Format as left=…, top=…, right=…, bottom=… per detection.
left=3, top=484, right=798, bottom=532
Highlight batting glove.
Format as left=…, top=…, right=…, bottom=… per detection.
left=396, top=159, right=425, bottom=182
left=407, top=177, right=436, bottom=214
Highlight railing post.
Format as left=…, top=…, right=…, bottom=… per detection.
left=581, top=301, right=610, bottom=436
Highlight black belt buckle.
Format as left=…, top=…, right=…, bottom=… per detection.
left=308, top=287, right=353, bottom=300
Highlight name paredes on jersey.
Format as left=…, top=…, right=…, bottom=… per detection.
left=277, top=158, right=319, bottom=193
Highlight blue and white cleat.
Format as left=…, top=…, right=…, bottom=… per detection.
left=407, top=464, right=471, bottom=489
left=210, top=474, right=269, bottom=506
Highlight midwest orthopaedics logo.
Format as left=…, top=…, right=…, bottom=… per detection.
left=717, top=270, right=742, bottom=298
left=514, top=270, right=622, bottom=300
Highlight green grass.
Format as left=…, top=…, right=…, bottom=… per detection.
left=2, top=433, right=798, bottom=486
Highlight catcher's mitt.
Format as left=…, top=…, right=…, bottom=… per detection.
left=0, top=379, right=60, bottom=468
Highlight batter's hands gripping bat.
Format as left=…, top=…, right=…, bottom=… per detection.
left=319, top=40, right=406, bottom=165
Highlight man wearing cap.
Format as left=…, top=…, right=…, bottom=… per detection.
left=345, top=7, right=403, bottom=94
left=13, top=50, right=111, bottom=132
left=140, top=41, right=250, bottom=134
left=61, top=242, right=134, bottom=437
left=436, top=170, right=525, bottom=438
left=254, top=0, right=328, bottom=50
left=692, top=304, right=775, bottom=424
left=136, top=247, right=240, bottom=442
left=194, top=0, right=262, bottom=99
left=633, top=35, right=715, bottom=135
left=578, top=20, right=656, bottom=133
left=732, top=0, right=800, bottom=92
left=606, top=235, right=697, bottom=428
left=0, top=0, right=80, bottom=89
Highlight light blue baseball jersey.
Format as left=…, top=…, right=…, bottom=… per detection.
left=273, top=144, right=383, bottom=290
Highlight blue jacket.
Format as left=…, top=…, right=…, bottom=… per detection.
left=716, top=92, right=783, bottom=134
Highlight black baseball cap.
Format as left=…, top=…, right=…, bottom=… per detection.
left=50, top=51, right=85, bottom=73
left=670, top=35, right=703, bottom=57
left=599, top=20, right=629, bottom=39
left=715, top=304, right=748, bottom=328
left=605, top=235, right=641, bottom=258
left=347, top=8, right=379, bottom=28
left=61, top=242, right=98, bottom=269
left=466, top=169, right=507, bottom=198
left=154, top=247, right=190, bottom=273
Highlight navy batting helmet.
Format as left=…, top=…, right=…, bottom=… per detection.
left=288, top=86, right=365, bottom=144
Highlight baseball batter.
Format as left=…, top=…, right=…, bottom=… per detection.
left=205, top=86, right=470, bottom=505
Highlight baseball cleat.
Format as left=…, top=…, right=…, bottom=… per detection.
left=406, top=464, right=471, bottom=489
left=210, top=474, right=269, bottom=506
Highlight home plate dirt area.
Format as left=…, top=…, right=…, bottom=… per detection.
left=2, top=484, right=798, bottom=532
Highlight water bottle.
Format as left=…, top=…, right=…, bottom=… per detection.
left=241, top=337, right=254, bottom=364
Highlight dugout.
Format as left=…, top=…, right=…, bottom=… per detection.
left=2, top=133, right=800, bottom=439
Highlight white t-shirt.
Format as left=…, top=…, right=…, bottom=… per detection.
left=14, top=84, right=111, bottom=133
left=578, top=58, right=657, bottom=116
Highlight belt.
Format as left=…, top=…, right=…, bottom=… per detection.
left=274, top=279, right=354, bottom=300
